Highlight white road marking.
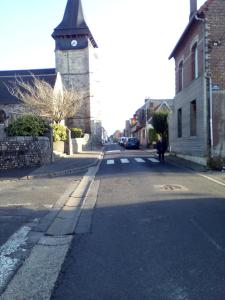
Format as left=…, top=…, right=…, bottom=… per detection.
left=0, top=203, right=32, bottom=207
left=106, top=150, right=121, bottom=153
left=148, top=157, right=160, bottom=163
left=198, top=173, right=225, bottom=188
left=134, top=158, right=145, bottom=163
left=120, top=159, right=130, bottom=164
left=0, top=226, right=31, bottom=290
left=107, top=160, right=115, bottom=165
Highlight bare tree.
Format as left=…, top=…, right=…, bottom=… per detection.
left=7, top=74, right=86, bottom=124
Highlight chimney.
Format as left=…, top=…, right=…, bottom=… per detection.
left=190, top=0, right=197, bottom=20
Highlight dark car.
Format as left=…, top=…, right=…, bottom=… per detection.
left=124, top=137, right=140, bottom=149
left=119, top=137, right=128, bottom=147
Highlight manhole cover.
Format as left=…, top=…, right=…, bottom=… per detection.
left=154, top=184, right=188, bottom=192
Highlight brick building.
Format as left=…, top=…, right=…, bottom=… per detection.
left=169, top=0, right=225, bottom=165
left=0, top=0, right=102, bottom=144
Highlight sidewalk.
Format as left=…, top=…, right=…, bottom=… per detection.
left=166, top=154, right=225, bottom=187
left=144, top=149, right=225, bottom=187
left=0, top=150, right=103, bottom=180
left=0, top=153, right=102, bottom=299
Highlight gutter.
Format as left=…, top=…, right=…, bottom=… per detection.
left=193, top=14, right=213, bottom=158
left=209, top=77, right=214, bottom=157
left=195, top=14, right=214, bottom=158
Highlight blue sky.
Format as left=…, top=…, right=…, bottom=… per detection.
left=0, top=0, right=206, bottom=134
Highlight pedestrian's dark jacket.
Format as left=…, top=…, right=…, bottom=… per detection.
left=156, top=139, right=167, bottom=154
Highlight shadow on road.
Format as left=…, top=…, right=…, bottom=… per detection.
left=51, top=195, right=225, bottom=300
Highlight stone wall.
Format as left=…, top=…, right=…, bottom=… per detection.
left=0, top=136, right=51, bottom=170
left=0, top=125, right=6, bottom=140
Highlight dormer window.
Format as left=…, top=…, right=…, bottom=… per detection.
left=178, top=61, right=183, bottom=92
left=191, top=43, right=198, bottom=79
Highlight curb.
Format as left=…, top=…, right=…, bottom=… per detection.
left=0, top=153, right=103, bottom=299
left=0, top=152, right=104, bottom=182
left=21, top=153, right=103, bottom=180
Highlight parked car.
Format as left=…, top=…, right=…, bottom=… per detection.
left=124, top=137, right=140, bottom=149
left=119, top=137, right=127, bottom=147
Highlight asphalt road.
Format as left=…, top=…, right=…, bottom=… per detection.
left=0, top=174, right=84, bottom=247
left=52, top=144, right=225, bottom=300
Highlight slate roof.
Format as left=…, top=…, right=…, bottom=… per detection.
left=0, top=68, right=56, bottom=104
left=52, top=0, right=97, bottom=48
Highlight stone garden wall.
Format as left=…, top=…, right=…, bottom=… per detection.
left=0, top=136, right=51, bottom=170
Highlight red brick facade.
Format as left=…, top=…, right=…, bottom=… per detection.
left=169, top=0, right=225, bottom=163
left=175, top=23, right=204, bottom=94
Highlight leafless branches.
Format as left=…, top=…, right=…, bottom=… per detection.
left=7, top=74, right=86, bottom=123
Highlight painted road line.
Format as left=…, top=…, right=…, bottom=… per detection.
left=107, top=160, right=115, bottom=165
left=134, top=158, right=145, bottom=163
left=0, top=203, right=32, bottom=207
left=106, top=150, right=121, bottom=153
left=198, top=173, right=225, bottom=188
left=148, top=158, right=160, bottom=163
left=0, top=225, right=32, bottom=292
left=120, top=159, right=130, bottom=164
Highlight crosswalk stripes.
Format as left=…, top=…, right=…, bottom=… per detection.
left=134, top=158, right=145, bottom=163
left=120, top=158, right=130, bottom=164
left=106, top=157, right=160, bottom=165
left=148, top=158, right=160, bottom=163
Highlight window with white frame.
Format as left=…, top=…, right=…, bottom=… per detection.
left=191, top=43, right=198, bottom=79
left=178, top=61, right=183, bottom=92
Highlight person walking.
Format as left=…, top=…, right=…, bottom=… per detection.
left=156, top=136, right=167, bottom=162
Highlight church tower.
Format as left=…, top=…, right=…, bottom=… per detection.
left=52, top=0, right=99, bottom=134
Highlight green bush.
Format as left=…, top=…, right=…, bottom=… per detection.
left=70, top=128, right=84, bottom=138
left=207, top=156, right=225, bottom=170
left=7, top=115, right=47, bottom=137
left=152, top=112, right=168, bottom=136
left=148, top=128, right=159, bottom=145
left=52, top=124, right=67, bottom=142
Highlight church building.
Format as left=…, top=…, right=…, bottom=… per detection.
left=0, top=0, right=102, bottom=143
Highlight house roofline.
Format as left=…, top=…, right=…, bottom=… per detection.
left=169, top=0, right=216, bottom=60
left=169, top=14, right=199, bottom=60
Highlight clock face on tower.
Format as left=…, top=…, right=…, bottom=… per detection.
left=71, top=40, right=78, bottom=47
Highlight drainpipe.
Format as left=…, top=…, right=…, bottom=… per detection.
left=209, top=77, right=214, bottom=157
left=195, top=14, right=204, bottom=22
left=195, top=14, right=213, bottom=158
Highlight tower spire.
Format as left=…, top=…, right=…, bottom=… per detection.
left=52, top=0, right=97, bottom=48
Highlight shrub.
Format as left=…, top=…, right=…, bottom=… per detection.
left=7, top=115, right=47, bottom=137
left=52, top=124, right=67, bottom=142
left=70, top=128, right=84, bottom=138
left=207, top=156, right=225, bottom=170
left=152, top=112, right=168, bottom=137
left=148, top=128, right=158, bottom=146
